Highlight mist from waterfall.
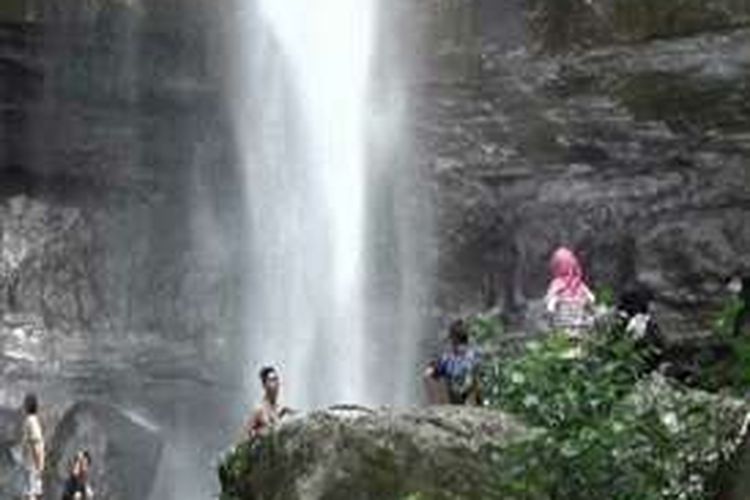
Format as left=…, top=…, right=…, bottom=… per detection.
left=234, top=0, right=373, bottom=408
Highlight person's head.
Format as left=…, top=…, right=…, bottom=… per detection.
left=23, top=393, right=38, bottom=416
left=448, top=319, right=469, bottom=348
left=70, top=450, right=91, bottom=478
left=548, top=247, right=587, bottom=298
left=618, top=286, right=654, bottom=316
left=550, top=247, right=582, bottom=280
left=259, top=366, right=280, bottom=400
left=79, top=450, right=92, bottom=474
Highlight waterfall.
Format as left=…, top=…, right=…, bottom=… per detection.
left=234, top=0, right=374, bottom=408
left=231, top=0, right=429, bottom=411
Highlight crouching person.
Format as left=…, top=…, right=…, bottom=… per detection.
left=62, top=450, right=94, bottom=500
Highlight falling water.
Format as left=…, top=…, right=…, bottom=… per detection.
left=234, top=0, right=376, bottom=408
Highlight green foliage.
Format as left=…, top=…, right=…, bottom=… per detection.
left=0, top=0, right=31, bottom=22
left=480, top=329, right=647, bottom=424
left=687, top=295, right=750, bottom=394
left=595, top=286, right=615, bottom=307
left=218, top=442, right=254, bottom=500
left=466, top=314, right=504, bottom=344
left=678, top=294, right=750, bottom=395
left=714, top=296, right=744, bottom=338
left=479, top=327, right=749, bottom=500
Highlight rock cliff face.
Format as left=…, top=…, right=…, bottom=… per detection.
left=2, top=0, right=750, bottom=497
left=1, top=1, right=243, bottom=498
left=47, top=402, right=163, bottom=500
left=409, top=0, right=750, bottom=336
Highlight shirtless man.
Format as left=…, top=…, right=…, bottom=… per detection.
left=246, top=366, right=292, bottom=439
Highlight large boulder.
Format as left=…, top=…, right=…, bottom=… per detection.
left=220, top=405, right=532, bottom=500
left=0, top=406, right=22, bottom=499
left=220, top=378, right=750, bottom=500
left=46, top=402, right=163, bottom=500
left=0, top=406, right=20, bottom=447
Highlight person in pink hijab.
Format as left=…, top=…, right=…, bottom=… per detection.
left=545, top=247, right=596, bottom=338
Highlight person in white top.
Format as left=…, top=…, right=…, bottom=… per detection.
left=21, top=393, right=45, bottom=500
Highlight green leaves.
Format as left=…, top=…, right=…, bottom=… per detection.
left=477, top=324, right=749, bottom=500
left=482, top=330, right=645, bottom=429
left=466, top=314, right=504, bottom=344
left=218, top=442, right=255, bottom=500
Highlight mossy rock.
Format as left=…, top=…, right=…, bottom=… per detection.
left=0, top=0, right=33, bottom=23
left=611, top=0, right=750, bottom=42
left=219, top=406, right=534, bottom=500
left=528, top=0, right=750, bottom=52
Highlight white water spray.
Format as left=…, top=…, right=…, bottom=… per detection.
left=236, top=0, right=376, bottom=408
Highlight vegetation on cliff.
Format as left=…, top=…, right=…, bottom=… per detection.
left=478, top=316, right=749, bottom=500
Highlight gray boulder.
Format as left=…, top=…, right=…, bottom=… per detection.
left=0, top=406, right=20, bottom=447
left=46, top=402, right=163, bottom=500
left=220, top=405, right=532, bottom=500
left=0, top=406, right=22, bottom=499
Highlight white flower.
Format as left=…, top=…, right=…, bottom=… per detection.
left=510, top=371, right=525, bottom=384
left=661, top=411, right=679, bottom=434
left=526, top=341, right=541, bottom=351
left=611, top=421, right=625, bottom=433
left=523, top=394, right=539, bottom=408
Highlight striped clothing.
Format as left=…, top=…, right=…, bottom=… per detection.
left=548, top=292, right=595, bottom=338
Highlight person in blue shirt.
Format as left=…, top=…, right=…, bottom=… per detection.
left=424, top=319, right=482, bottom=405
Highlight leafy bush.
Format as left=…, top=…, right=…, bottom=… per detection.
left=482, top=330, right=646, bottom=428
left=218, top=442, right=254, bottom=500
left=690, top=295, right=750, bottom=394
left=466, top=313, right=504, bottom=345
left=479, top=326, right=749, bottom=500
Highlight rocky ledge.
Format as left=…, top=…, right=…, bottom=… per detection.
left=220, top=384, right=750, bottom=500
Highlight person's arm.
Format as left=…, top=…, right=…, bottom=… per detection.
left=423, top=362, right=436, bottom=379
left=545, top=293, right=557, bottom=314
left=246, top=408, right=265, bottom=439
left=545, top=280, right=562, bottom=314
left=468, top=351, right=483, bottom=406
left=279, top=407, right=296, bottom=418
left=584, top=286, right=596, bottom=309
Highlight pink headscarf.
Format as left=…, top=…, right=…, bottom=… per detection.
left=547, top=247, right=591, bottom=301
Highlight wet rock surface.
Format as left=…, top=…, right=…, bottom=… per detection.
left=412, top=2, right=750, bottom=336
left=0, top=406, right=21, bottom=498
left=46, top=402, right=164, bottom=500
left=1, top=2, right=244, bottom=498
left=2, top=0, right=750, bottom=498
